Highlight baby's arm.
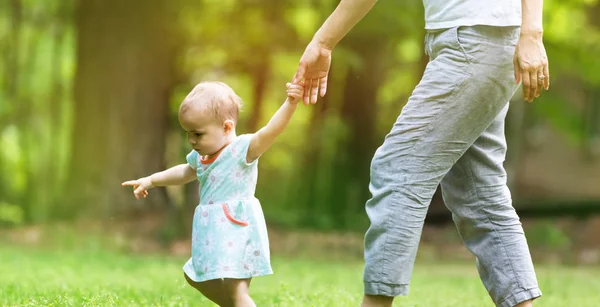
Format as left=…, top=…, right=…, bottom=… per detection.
left=247, top=82, right=303, bottom=162
left=122, top=164, right=197, bottom=199
left=150, top=164, right=197, bottom=186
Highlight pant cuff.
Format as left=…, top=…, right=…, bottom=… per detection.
left=498, top=287, right=542, bottom=307
left=364, top=281, right=409, bottom=297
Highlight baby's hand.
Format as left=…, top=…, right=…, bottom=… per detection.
left=121, top=177, right=153, bottom=200
left=286, top=82, right=304, bottom=105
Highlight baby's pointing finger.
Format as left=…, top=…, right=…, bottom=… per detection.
left=121, top=180, right=138, bottom=186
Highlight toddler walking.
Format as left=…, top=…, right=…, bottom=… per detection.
left=122, top=80, right=304, bottom=306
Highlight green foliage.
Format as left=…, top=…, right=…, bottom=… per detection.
left=0, top=202, right=24, bottom=226
left=1, top=0, right=600, bottom=229
left=526, top=220, right=572, bottom=250
left=0, top=0, right=75, bottom=222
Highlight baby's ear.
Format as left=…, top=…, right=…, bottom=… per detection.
left=223, top=119, right=235, bottom=132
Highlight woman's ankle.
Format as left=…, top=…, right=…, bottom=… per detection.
left=514, top=300, right=533, bottom=307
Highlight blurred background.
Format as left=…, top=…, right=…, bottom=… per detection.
left=1, top=0, right=600, bottom=266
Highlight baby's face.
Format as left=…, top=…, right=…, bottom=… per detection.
left=179, top=109, right=233, bottom=156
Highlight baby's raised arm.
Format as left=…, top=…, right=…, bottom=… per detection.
left=246, top=82, right=304, bottom=162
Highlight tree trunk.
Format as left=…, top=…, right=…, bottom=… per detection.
left=20, top=17, right=40, bottom=222
left=64, top=0, right=178, bottom=219
left=4, top=0, right=21, bottom=106
left=298, top=76, right=333, bottom=227
left=0, top=0, right=22, bottom=207
left=37, top=2, right=71, bottom=222
left=328, top=37, right=392, bottom=228
left=245, top=57, right=270, bottom=132
left=584, top=85, right=600, bottom=159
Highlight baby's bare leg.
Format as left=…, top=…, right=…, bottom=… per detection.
left=223, top=278, right=255, bottom=307
left=184, top=273, right=231, bottom=306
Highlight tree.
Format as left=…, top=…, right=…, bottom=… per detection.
left=64, top=0, right=180, bottom=218
left=326, top=1, right=425, bottom=228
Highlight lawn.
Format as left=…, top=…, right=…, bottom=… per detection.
left=1, top=245, right=599, bottom=306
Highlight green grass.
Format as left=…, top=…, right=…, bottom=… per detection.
left=1, top=245, right=599, bottom=306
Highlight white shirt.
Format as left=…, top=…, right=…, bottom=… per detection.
left=423, top=0, right=522, bottom=30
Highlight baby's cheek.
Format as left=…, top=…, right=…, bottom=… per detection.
left=200, top=138, right=213, bottom=147
left=204, top=140, right=219, bottom=152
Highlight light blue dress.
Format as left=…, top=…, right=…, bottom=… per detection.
left=183, top=134, right=273, bottom=282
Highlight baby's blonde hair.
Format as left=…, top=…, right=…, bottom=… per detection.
left=180, top=81, right=243, bottom=124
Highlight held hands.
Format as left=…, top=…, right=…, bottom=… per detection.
left=513, top=31, right=550, bottom=102
left=293, top=41, right=332, bottom=105
left=286, top=82, right=304, bottom=105
left=121, top=177, right=153, bottom=199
